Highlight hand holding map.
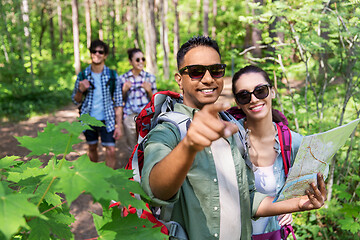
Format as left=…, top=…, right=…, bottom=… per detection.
left=274, top=118, right=360, bottom=202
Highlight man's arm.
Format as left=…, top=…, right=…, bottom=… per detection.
left=113, top=106, right=124, bottom=139
left=73, top=80, right=90, bottom=103
left=149, top=103, right=238, bottom=200
left=255, top=172, right=327, bottom=217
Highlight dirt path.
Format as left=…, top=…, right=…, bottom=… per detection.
left=0, top=77, right=235, bottom=239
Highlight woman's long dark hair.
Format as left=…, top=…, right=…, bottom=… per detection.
left=232, top=65, right=287, bottom=125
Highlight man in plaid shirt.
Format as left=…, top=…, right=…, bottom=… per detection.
left=72, top=40, right=123, bottom=169
left=119, top=48, right=157, bottom=159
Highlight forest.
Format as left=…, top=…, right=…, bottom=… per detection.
left=0, top=0, right=359, bottom=239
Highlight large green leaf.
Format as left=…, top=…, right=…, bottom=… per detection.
left=78, top=114, right=105, bottom=127
left=93, top=207, right=166, bottom=240
left=0, top=156, right=21, bottom=169
left=16, top=122, right=82, bottom=156
left=0, top=182, right=44, bottom=239
left=52, top=155, right=118, bottom=204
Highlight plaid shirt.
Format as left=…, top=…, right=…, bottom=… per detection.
left=71, top=65, right=122, bottom=132
left=119, top=70, right=157, bottom=116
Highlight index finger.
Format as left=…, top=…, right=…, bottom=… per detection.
left=202, top=102, right=231, bottom=116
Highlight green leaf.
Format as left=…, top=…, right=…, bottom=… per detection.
left=338, top=218, right=360, bottom=234
left=7, top=158, right=45, bottom=183
left=53, top=155, right=118, bottom=204
left=0, top=156, right=21, bottom=169
left=27, top=215, right=73, bottom=240
left=16, top=122, right=82, bottom=156
left=0, top=182, right=44, bottom=239
left=78, top=114, right=105, bottom=127
left=108, top=169, right=150, bottom=210
left=94, top=207, right=166, bottom=240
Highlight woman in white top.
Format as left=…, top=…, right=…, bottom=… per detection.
left=230, top=65, right=303, bottom=239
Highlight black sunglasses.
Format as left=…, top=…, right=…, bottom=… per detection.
left=136, top=57, right=146, bottom=62
left=90, top=50, right=105, bottom=55
left=235, top=84, right=272, bottom=105
left=179, top=64, right=226, bottom=80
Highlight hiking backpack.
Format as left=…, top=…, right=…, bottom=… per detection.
left=111, top=91, right=190, bottom=239
left=77, top=69, right=117, bottom=114
left=111, top=91, right=246, bottom=239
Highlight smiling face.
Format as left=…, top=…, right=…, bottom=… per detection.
left=130, top=51, right=145, bottom=72
left=175, top=46, right=224, bottom=109
left=91, top=46, right=107, bottom=65
left=234, top=72, right=275, bottom=121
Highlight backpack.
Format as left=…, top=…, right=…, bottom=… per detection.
left=226, top=106, right=292, bottom=177
left=112, top=91, right=244, bottom=239
left=112, top=91, right=189, bottom=239
left=77, top=69, right=117, bottom=114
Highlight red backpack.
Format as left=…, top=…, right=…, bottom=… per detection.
left=111, top=91, right=190, bottom=239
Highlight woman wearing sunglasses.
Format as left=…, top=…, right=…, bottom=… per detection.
left=230, top=65, right=303, bottom=239
left=119, top=48, right=157, bottom=162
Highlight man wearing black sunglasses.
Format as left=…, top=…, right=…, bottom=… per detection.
left=140, top=36, right=326, bottom=239
left=119, top=48, right=157, bottom=160
left=72, top=39, right=123, bottom=169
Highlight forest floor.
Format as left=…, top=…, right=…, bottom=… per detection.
left=0, top=77, right=236, bottom=239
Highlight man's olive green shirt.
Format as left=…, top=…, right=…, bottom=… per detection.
left=141, top=103, right=266, bottom=240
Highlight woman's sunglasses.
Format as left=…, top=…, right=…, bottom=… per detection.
left=179, top=64, right=226, bottom=80
left=235, top=84, right=271, bottom=105
left=136, top=57, right=146, bottom=62
left=90, top=50, right=105, bottom=55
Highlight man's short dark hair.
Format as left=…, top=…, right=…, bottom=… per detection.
left=89, top=39, right=109, bottom=55
left=127, top=48, right=143, bottom=60
left=176, top=36, right=221, bottom=69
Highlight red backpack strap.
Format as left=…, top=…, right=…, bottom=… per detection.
left=276, top=122, right=292, bottom=177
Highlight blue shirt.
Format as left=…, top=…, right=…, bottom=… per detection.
left=71, top=65, right=122, bottom=132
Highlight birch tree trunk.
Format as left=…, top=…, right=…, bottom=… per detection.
left=211, top=0, right=217, bottom=39
left=85, top=0, right=92, bottom=48
left=251, top=0, right=263, bottom=57
left=203, top=0, right=209, bottom=36
left=72, top=0, right=81, bottom=75
left=159, top=0, right=170, bottom=80
left=95, top=0, right=104, bottom=40
left=141, top=0, right=157, bottom=75
left=57, top=0, right=63, bottom=54
left=21, top=0, right=34, bottom=76
left=173, top=0, right=179, bottom=57
left=110, top=0, right=116, bottom=56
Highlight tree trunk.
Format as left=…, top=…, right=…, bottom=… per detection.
left=72, top=0, right=81, bottom=75
left=203, top=0, right=209, bottom=36
left=211, top=0, right=217, bottom=39
left=95, top=0, right=103, bottom=40
left=172, top=0, right=179, bottom=57
left=110, top=0, right=116, bottom=56
left=197, top=0, right=202, bottom=34
left=159, top=0, right=170, bottom=80
left=134, top=0, right=140, bottom=48
left=1, top=36, right=9, bottom=62
left=85, top=0, right=92, bottom=48
left=39, top=6, right=47, bottom=57
left=251, top=0, right=263, bottom=57
left=57, top=0, right=63, bottom=54
left=48, top=5, right=56, bottom=59
left=141, top=0, right=157, bottom=75
left=21, top=0, right=34, bottom=76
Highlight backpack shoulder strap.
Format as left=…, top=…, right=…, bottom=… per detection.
left=276, top=122, right=292, bottom=177
left=157, top=111, right=191, bottom=140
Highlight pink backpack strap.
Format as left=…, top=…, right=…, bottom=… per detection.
left=276, top=122, right=292, bottom=177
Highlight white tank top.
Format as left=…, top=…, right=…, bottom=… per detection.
left=252, top=165, right=277, bottom=234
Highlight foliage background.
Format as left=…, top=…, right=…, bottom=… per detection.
left=0, top=0, right=359, bottom=239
